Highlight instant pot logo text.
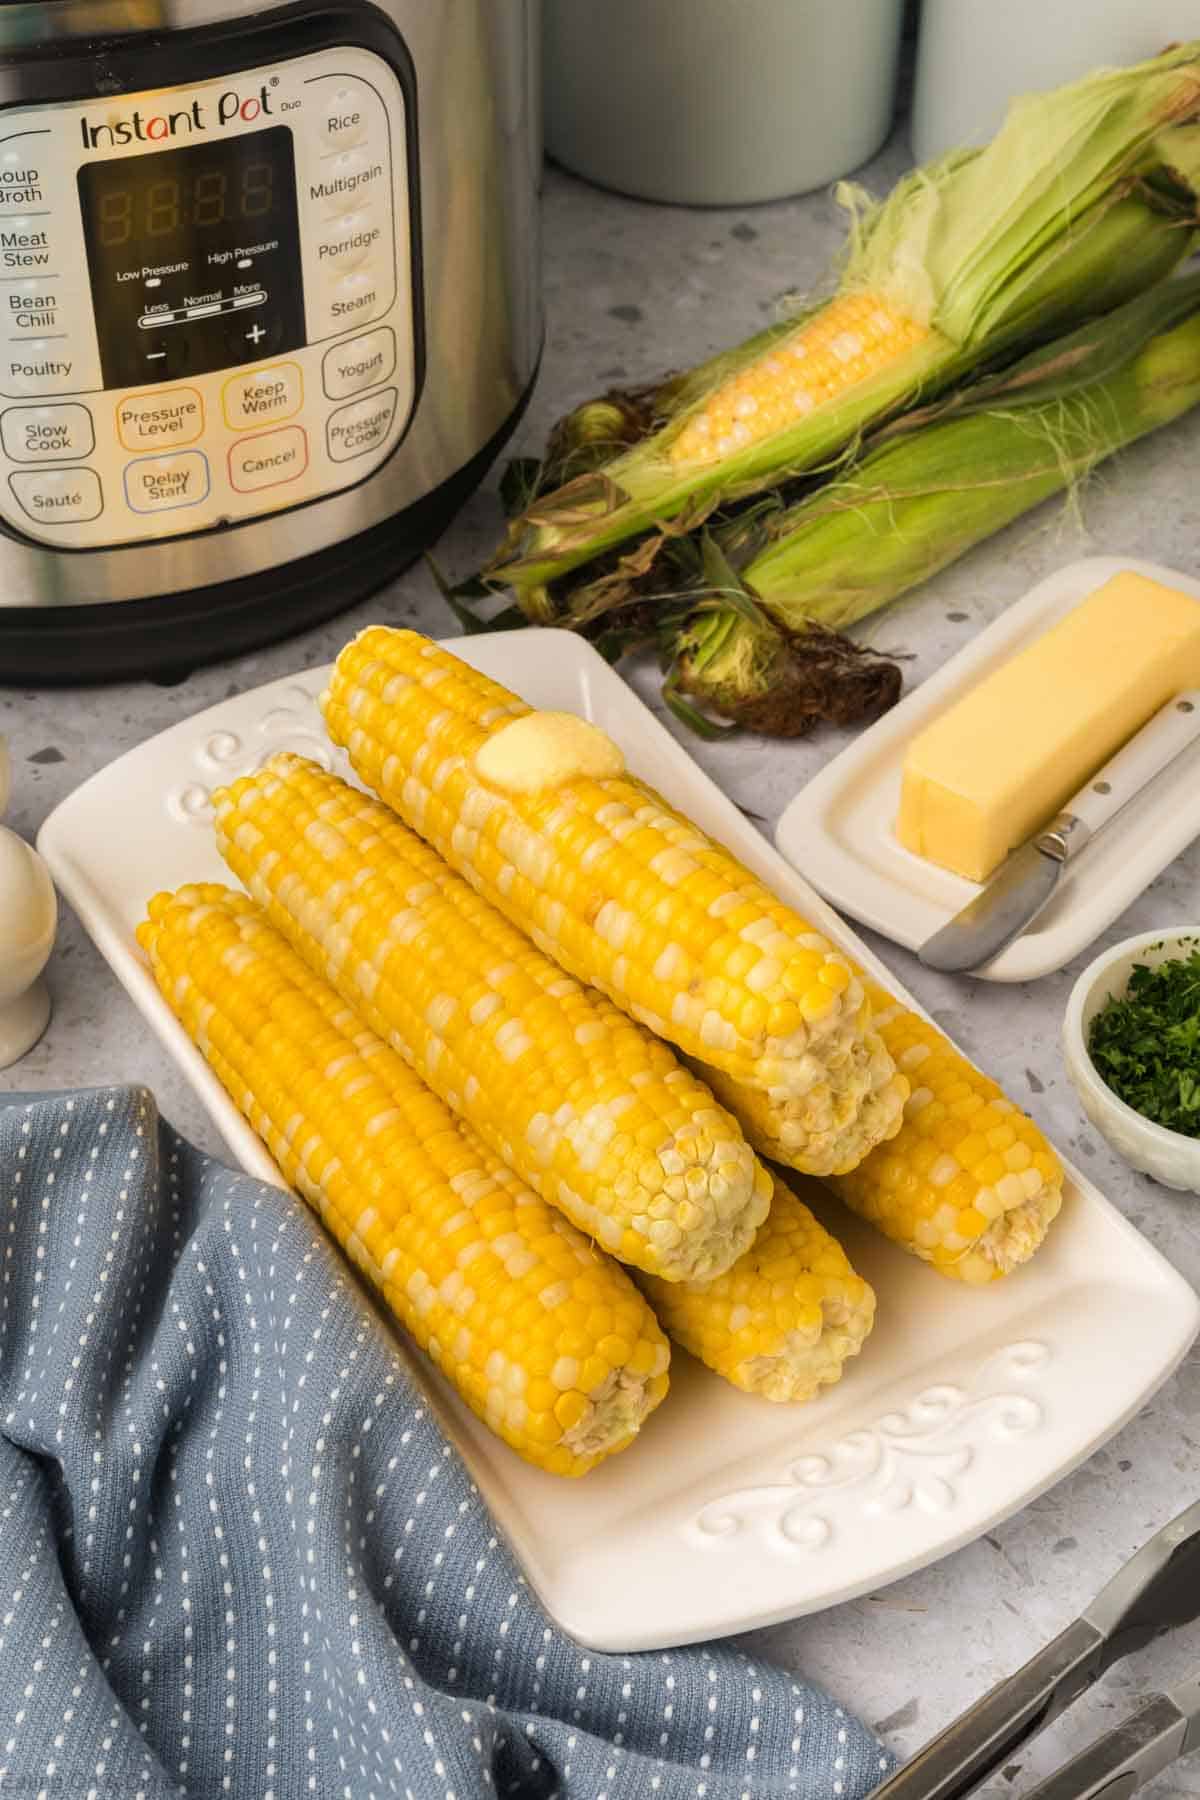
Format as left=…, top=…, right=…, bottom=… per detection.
left=80, top=84, right=274, bottom=149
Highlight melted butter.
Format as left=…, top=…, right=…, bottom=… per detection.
left=474, top=712, right=625, bottom=795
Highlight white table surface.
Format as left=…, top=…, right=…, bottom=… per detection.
left=3, top=136, right=1200, bottom=1795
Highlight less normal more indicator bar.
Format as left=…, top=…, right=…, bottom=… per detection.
left=138, top=289, right=266, bottom=330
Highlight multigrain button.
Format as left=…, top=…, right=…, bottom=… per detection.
left=1, top=403, right=94, bottom=463
left=222, top=362, right=302, bottom=430
left=9, top=466, right=102, bottom=524
left=124, top=450, right=209, bottom=513
left=327, top=387, right=398, bottom=461
left=321, top=87, right=367, bottom=149
left=322, top=327, right=396, bottom=400
left=315, top=211, right=381, bottom=273
left=116, top=387, right=204, bottom=452
left=310, top=149, right=386, bottom=218
left=228, top=425, right=308, bottom=493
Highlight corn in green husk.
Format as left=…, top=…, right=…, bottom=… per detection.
left=489, top=45, right=1200, bottom=621
left=665, top=275, right=1200, bottom=734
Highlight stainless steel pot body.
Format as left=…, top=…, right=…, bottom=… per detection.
left=0, top=0, right=541, bottom=614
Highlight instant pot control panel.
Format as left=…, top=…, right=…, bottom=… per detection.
left=0, top=44, right=418, bottom=549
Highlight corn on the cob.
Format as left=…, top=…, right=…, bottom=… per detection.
left=640, top=1173, right=875, bottom=1401
left=701, top=1044, right=909, bottom=1179
left=705, top=983, right=1064, bottom=1284
left=321, top=627, right=907, bottom=1170
left=138, top=885, right=671, bottom=1476
left=214, top=753, right=770, bottom=1283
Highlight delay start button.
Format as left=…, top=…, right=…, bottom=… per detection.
left=116, top=387, right=204, bottom=452
left=322, top=327, right=396, bottom=401
left=124, top=450, right=209, bottom=513
left=327, top=388, right=398, bottom=462
left=222, top=362, right=302, bottom=431
left=228, top=425, right=308, bottom=493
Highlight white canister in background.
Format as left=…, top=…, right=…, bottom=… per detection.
left=543, top=0, right=905, bottom=206
left=912, top=0, right=1198, bottom=164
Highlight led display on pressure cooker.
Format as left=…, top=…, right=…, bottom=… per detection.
left=77, top=126, right=305, bottom=388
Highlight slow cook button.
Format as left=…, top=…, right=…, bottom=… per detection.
left=322, top=327, right=396, bottom=400
left=222, top=362, right=302, bottom=430
left=1, top=402, right=94, bottom=463
left=321, top=87, right=368, bottom=149
left=123, top=451, right=209, bottom=514
left=228, top=425, right=309, bottom=493
left=9, top=466, right=102, bottom=525
left=116, top=387, right=204, bottom=452
left=327, top=388, right=398, bottom=462
left=315, top=211, right=382, bottom=274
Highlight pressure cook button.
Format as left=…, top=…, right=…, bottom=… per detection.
left=228, top=424, right=309, bottom=494
left=123, top=450, right=210, bottom=514
left=321, top=88, right=368, bottom=149
left=222, top=362, right=302, bottom=430
left=2, top=345, right=79, bottom=397
left=1, top=403, right=94, bottom=464
left=9, top=466, right=102, bottom=525
left=327, top=387, right=398, bottom=462
left=314, top=211, right=382, bottom=273
left=322, top=327, right=396, bottom=401
left=116, top=387, right=204, bottom=452
left=311, top=149, right=386, bottom=218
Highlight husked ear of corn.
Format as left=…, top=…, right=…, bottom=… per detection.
left=320, top=627, right=907, bottom=1176
left=639, top=1173, right=875, bottom=1402
left=828, top=987, right=1064, bottom=1285
left=214, top=754, right=770, bottom=1283
left=138, top=884, right=671, bottom=1477
left=699, top=1039, right=908, bottom=1179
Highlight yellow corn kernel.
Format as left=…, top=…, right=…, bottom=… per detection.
left=640, top=1173, right=875, bottom=1401
left=138, top=884, right=670, bottom=1477
left=213, top=753, right=770, bottom=1283
left=668, top=292, right=930, bottom=468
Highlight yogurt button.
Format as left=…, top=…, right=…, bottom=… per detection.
left=322, top=327, right=396, bottom=401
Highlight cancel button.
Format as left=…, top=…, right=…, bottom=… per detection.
left=229, top=425, right=309, bottom=494
left=327, top=388, right=397, bottom=463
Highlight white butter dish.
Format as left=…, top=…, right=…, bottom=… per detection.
left=775, top=556, right=1200, bottom=982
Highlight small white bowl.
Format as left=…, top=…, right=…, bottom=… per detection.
left=1063, top=928, right=1200, bottom=1194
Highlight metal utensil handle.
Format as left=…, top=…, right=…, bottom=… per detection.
left=870, top=1619, right=1103, bottom=1800
left=1019, top=1693, right=1189, bottom=1800
left=1040, top=691, right=1200, bottom=854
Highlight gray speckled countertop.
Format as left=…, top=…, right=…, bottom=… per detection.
left=4, top=134, right=1200, bottom=1793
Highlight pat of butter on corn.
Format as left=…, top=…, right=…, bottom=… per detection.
left=897, top=571, right=1200, bottom=883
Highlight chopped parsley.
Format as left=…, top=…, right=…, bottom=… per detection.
left=1088, top=941, right=1200, bottom=1138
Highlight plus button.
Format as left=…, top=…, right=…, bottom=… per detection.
left=246, top=323, right=266, bottom=346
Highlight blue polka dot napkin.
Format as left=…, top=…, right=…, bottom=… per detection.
left=0, top=1087, right=893, bottom=1800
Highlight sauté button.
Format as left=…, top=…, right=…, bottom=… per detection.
left=124, top=450, right=210, bottom=513
left=321, top=88, right=368, bottom=149
left=1, top=344, right=80, bottom=397
left=9, top=466, right=102, bottom=524
left=116, top=387, right=204, bottom=452
left=315, top=210, right=381, bottom=273
left=327, top=387, right=398, bottom=462
left=1, top=403, right=94, bottom=463
left=228, top=425, right=308, bottom=493
left=222, top=363, right=303, bottom=431
left=322, top=327, right=396, bottom=401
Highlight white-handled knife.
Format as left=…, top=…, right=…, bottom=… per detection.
left=918, top=691, right=1200, bottom=975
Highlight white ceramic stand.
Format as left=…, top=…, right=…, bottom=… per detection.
left=0, top=824, right=56, bottom=1070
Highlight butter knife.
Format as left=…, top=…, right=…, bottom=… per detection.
left=1021, top=1668, right=1200, bottom=1800
left=918, top=691, right=1200, bottom=975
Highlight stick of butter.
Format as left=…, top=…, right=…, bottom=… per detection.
left=897, top=571, right=1200, bottom=882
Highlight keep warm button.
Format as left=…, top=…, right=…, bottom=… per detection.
left=229, top=425, right=308, bottom=493
left=124, top=451, right=210, bottom=513
left=327, top=388, right=398, bottom=463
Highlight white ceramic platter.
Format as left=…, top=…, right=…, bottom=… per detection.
left=38, top=627, right=1200, bottom=1652
left=776, top=557, right=1200, bottom=982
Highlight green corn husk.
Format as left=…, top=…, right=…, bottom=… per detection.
left=488, top=44, right=1200, bottom=616
left=666, top=273, right=1200, bottom=735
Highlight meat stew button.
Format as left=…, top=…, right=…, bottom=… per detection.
left=322, top=327, right=396, bottom=400
left=326, top=387, right=398, bottom=461
left=228, top=425, right=308, bottom=493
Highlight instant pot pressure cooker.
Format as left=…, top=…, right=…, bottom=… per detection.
left=0, top=0, right=541, bottom=681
